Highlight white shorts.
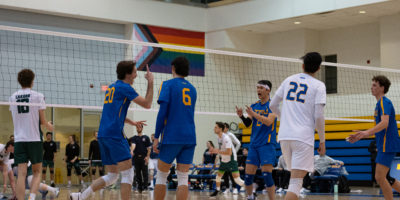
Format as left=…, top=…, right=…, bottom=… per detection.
left=149, top=158, right=158, bottom=171
left=280, top=140, right=314, bottom=172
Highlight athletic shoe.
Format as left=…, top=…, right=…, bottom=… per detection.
left=276, top=187, right=283, bottom=193
left=67, top=183, right=72, bottom=188
left=70, top=192, right=81, bottom=200
left=210, top=190, right=221, bottom=197
left=233, top=188, right=239, bottom=194
left=247, top=195, right=256, bottom=200
left=223, top=190, right=230, bottom=194
left=54, top=187, right=60, bottom=198
left=300, top=187, right=310, bottom=194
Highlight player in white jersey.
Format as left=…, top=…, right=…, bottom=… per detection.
left=9, top=69, right=54, bottom=200
left=223, top=123, right=241, bottom=194
left=270, top=52, right=326, bottom=200
left=0, top=141, right=16, bottom=199
left=210, top=122, right=244, bottom=197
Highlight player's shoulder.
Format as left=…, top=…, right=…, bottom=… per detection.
left=251, top=100, right=261, bottom=107
left=382, top=96, right=393, bottom=105
left=30, top=90, right=45, bottom=99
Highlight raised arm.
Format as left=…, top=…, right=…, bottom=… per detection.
left=133, top=65, right=154, bottom=109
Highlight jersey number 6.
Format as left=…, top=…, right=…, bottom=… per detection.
left=286, top=82, right=308, bottom=103
left=182, top=88, right=191, bottom=106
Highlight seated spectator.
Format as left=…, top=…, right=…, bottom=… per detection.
left=302, top=147, right=347, bottom=193
left=272, top=155, right=290, bottom=193
left=198, top=141, right=217, bottom=190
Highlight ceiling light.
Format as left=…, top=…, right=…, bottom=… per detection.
left=359, top=10, right=366, bottom=14
left=294, top=21, right=301, bottom=25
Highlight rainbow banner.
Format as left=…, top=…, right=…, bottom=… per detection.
left=132, top=24, right=205, bottom=76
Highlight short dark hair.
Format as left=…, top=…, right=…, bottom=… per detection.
left=372, top=75, right=391, bottom=94
left=18, top=69, right=35, bottom=88
left=258, top=80, right=272, bottom=91
left=224, top=123, right=229, bottom=129
left=46, top=132, right=52, bottom=136
left=216, top=122, right=225, bottom=129
left=116, top=60, right=136, bottom=80
left=5, top=140, right=14, bottom=149
left=171, top=57, right=190, bottom=77
left=70, top=135, right=76, bottom=142
left=301, top=52, right=322, bottom=73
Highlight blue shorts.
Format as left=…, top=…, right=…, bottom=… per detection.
left=98, top=137, right=131, bottom=165
left=376, top=152, right=396, bottom=168
left=246, top=144, right=276, bottom=166
left=159, top=144, right=196, bottom=165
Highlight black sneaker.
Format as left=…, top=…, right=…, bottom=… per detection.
left=210, top=190, right=220, bottom=197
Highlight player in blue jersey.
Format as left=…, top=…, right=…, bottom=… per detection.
left=152, top=56, right=197, bottom=200
left=236, top=80, right=277, bottom=200
left=70, top=61, right=154, bottom=200
left=349, top=75, right=400, bottom=200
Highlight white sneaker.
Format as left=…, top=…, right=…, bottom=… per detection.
left=233, top=188, right=239, bottom=194
left=300, top=188, right=310, bottom=194
left=223, top=190, right=230, bottom=194
left=276, top=188, right=283, bottom=193
left=70, top=192, right=81, bottom=200
left=54, top=187, right=60, bottom=197
left=67, top=183, right=72, bottom=188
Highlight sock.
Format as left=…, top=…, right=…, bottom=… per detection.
left=28, top=193, right=36, bottom=200
left=47, top=186, right=56, bottom=195
left=81, top=180, right=84, bottom=184
left=216, top=186, right=220, bottom=191
left=81, top=186, right=94, bottom=200
left=68, top=181, right=71, bottom=185
left=51, top=180, right=54, bottom=184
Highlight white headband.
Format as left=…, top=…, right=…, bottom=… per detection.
left=257, top=84, right=270, bottom=90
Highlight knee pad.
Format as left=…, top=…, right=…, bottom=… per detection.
left=387, top=173, right=396, bottom=185
left=50, top=169, right=54, bottom=174
left=176, top=170, right=189, bottom=186
left=216, top=175, right=222, bottom=183
left=99, top=169, right=105, bottom=176
left=102, top=173, right=119, bottom=186
left=234, top=177, right=244, bottom=187
left=120, top=167, right=134, bottom=185
left=263, top=172, right=274, bottom=187
left=244, top=174, right=255, bottom=186
left=149, top=169, right=154, bottom=177
left=92, top=169, right=96, bottom=175
left=156, top=170, right=169, bottom=185
left=42, top=169, right=46, bottom=174
left=287, top=178, right=303, bottom=197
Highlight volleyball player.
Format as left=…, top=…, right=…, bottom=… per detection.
left=210, top=122, right=244, bottom=197
left=270, top=52, right=326, bottom=200
left=9, top=69, right=54, bottom=200
left=153, top=56, right=197, bottom=200
left=70, top=61, right=153, bottom=200
left=348, top=75, right=400, bottom=200
left=237, top=80, right=277, bottom=200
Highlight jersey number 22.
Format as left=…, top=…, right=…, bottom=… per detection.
left=286, top=82, right=308, bottom=103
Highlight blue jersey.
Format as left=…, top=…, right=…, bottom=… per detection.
left=250, top=100, right=277, bottom=147
left=374, top=96, right=400, bottom=153
left=98, top=80, right=138, bottom=139
left=157, top=78, right=197, bottom=144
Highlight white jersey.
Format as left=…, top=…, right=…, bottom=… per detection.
left=226, top=131, right=241, bottom=156
left=0, top=144, right=10, bottom=164
left=274, top=73, right=326, bottom=146
left=218, top=133, right=236, bottom=163
left=9, top=88, right=46, bottom=142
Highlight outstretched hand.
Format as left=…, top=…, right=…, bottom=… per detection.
left=236, top=106, right=243, bottom=117
left=347, top=130, right=367, bottom=143
left=245, top=105, right=256, bottom=118
left=144, top=65, right=154, bottom=83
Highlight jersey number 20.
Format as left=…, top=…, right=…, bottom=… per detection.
left=182, top=88, right=191, bottom=106
left=104, top=87, right=115, bottom=104
left=286, top=82, right=308, bottom=103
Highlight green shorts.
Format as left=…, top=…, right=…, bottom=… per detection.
left=14, top=142, right=43, bottom=165
left=42, top=160, right=54, bottom=168
left=218, top=160, right=239, bottom=173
